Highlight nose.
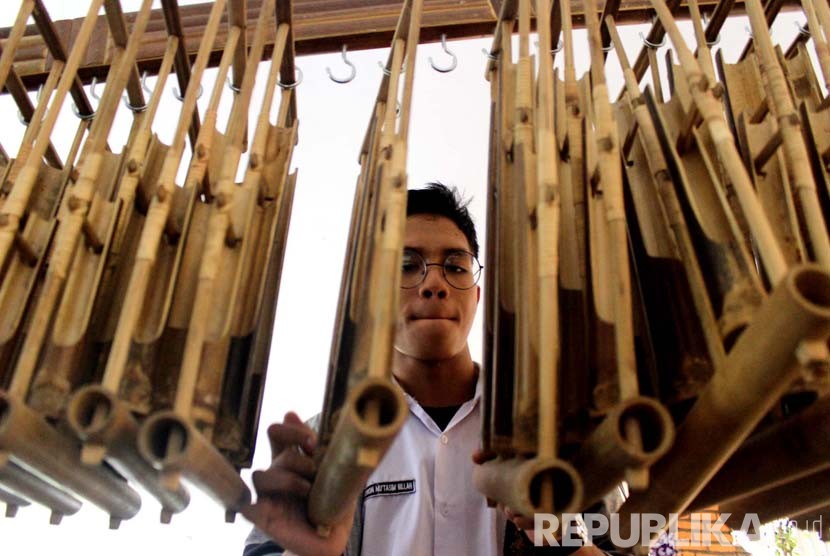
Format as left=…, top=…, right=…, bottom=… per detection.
left=418, top=265, right=448, bottom=299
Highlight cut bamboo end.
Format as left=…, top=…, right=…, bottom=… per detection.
left=472, top=456, right=583, bottom=519
left=0, top=392, right=141, bottom=520
left=308, top=376, right=408, bottom=528
left=66, top=386, right=191, bottom=515
left=137, top=410, right=249, bottom=512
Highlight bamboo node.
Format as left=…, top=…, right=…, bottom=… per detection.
left=196, top=144, right=207, bottom=159
left=127, top=159, right=139, bottom=173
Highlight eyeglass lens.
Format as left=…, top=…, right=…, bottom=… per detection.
left=401, top=250, right=481, bottom=289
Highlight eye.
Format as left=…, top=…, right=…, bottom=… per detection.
left=401, top=262, right=420, bottom=273
left=445, top=264, right=469, bottom=274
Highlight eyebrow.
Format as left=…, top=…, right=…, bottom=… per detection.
left=403, top=246, right=471, bottom=256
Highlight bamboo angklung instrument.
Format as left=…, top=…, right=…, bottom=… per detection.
left=474, top=0, right=583, bottom=526
left=0, top=0, right=299, bottom=527
left=308, top=0, right=422, bottom=533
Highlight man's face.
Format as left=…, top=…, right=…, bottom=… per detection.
left=395, top=214, right=481, bottom=361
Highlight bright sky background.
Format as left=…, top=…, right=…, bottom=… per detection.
left=0, top=1, right=828, bottom=554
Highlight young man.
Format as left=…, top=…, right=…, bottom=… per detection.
left=243, top=183, right=612, bottom=556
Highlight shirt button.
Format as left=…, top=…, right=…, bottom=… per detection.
left=440, top=434, right=449, bottom=445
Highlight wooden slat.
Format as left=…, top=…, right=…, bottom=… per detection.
left=2, top=0, right=801, bottom=91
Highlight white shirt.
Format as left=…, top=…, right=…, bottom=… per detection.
left=360, top=379, right=506, bottom=556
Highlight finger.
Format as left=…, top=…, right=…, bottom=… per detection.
left=471, top=449, right=496, bottom=465
left=513, top=516, right=535, bottom=530
left=252, top=468, right=312, bottom=499
left=267, top=421, right=316, bottom=459
left=274, top=449, right=316, bottom=480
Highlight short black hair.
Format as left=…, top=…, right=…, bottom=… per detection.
left=407, top=182, right=479, bottom=258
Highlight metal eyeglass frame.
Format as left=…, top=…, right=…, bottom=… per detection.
left=400, top=249, right=483, bottom=290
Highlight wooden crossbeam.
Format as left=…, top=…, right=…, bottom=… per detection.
left=1, top=0, right=799, bottom=91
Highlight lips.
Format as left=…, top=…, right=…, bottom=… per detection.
left=410, top=314, right=457, bottom=321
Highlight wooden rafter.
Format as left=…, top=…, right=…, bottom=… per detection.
left=1, top=0, right=799, bottom=91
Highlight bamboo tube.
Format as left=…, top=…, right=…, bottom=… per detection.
left=491, top=17, right=518, bottom=454
left=686, top=0, right=717, bottom=87
left=0, top=0, right=104, bottom=275
left=308, top=377, right=408, bottom=528
left=9, top=0, right=154, bottom=401
left=648, top=0, right=789, bottom=286
left=309, top=0, right=419, bottom=532
left=0, top=457, right=82, bottom=523
left=137, top=410, right=250, bottom=513
left=721, top=467, right=830, bottom=528
left=607, top=14, right=725, bottom=370
left=744, top=0, right=830, bottom=268
left=571, top=396, right=674, bottom=507
left=615, top=264, right=830, bottom=546
left=691, top=397, right=830, bottom=511
left=100, top=0, right=230, bottom=394
left=472, top=457, right=582, bottom=519
left=800, top=0, right=830, bottom=103
left=0, top=391, right=141, bottom=525
left=173, top=0, right=276, bottom=416
left=66, top=385, right=190, bottom=519
left=191, top=22, right=292, bottom=428
left=511, top=0, right=539, bottom=457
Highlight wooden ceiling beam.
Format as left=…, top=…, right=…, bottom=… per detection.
left=1, top=0, right=799, bottom=91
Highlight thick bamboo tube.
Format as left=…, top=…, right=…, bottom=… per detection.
left=615, top=264, right=830, bottom=545
left=308, top=377, right=408, bottom=529
left=744, top=0, right=830, bottom=267
left=721, top=467, right=830, bottom=528
left=571, top=396, right=674, bottom=508
left=0, top=392, right=141, bottom=524
left=472, top=457, right=582, bottom=519
left=691, top=397, right=830, bottom=511
left=66, top=386, right=190, bottom=518
left=0, top=458, right=82, bottom=523
left=137, top=410, right=250, bottom=514
left=649, top=0, right=789, bottom=286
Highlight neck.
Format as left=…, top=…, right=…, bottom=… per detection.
left=392, top=346, right=477, bottom=407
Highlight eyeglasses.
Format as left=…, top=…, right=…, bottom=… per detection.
left=400, top=249, right=483, bottom=290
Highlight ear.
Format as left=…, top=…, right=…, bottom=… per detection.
left=476, top=285, right=481, bottom=303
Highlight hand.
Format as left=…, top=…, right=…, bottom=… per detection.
left=242, top=412, right=354, bottom=556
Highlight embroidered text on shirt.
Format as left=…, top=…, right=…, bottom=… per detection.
left=363, top=479, right=416, bottom=500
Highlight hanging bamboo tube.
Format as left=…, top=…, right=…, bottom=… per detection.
left=566, top=0, right=674, bottom=509
left=0, top=456, right=82, bottom=524
left=649, top=0, right=788, bottom=286
left=744, top=0, right=830, bottom=268
left=614, top=263, right=830, bottom=546
left=138, top=0, right=278, bottom=516
left=307, top=0, right=419, bottom=530
left=0, top=391, right=141, bottom=527
left=474, top=0, right=582, bottom=523
left=799, top=0, right=830, bottom=107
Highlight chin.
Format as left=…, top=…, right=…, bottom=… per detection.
left=397, top=337, right=462, bottom=361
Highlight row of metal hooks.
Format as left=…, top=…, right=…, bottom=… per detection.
left=14, top=16, right=810, bottom=124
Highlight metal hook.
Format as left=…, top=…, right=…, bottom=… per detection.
left=745, top=25, right=754, bottom=39
left=429, top=34, right=457, bottom=73
left=602, top=39, right=614, bottom=53
left=227, top=77, right=242, bottom=94
left=796, top=21, right=810, bottom=38
left=536, top=39, right=564, bottom=55
left=278, top=67, right=303, bottom=90
left=72, top=77, right=98, bottom=120
left=123, top=72, right=151, bottom=113
left=481, top=48, right=499, bottom=61
left=326, top=45, right=357, bottom=84
left=639, top=32, right=666, bottom=49
left=173, top=83, right=203, bottom=101
left=18, top=85, right=43, bottom=125
left=702, top=14, right=721, bottom=46
left=378, top=60, right=407, bottom=77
